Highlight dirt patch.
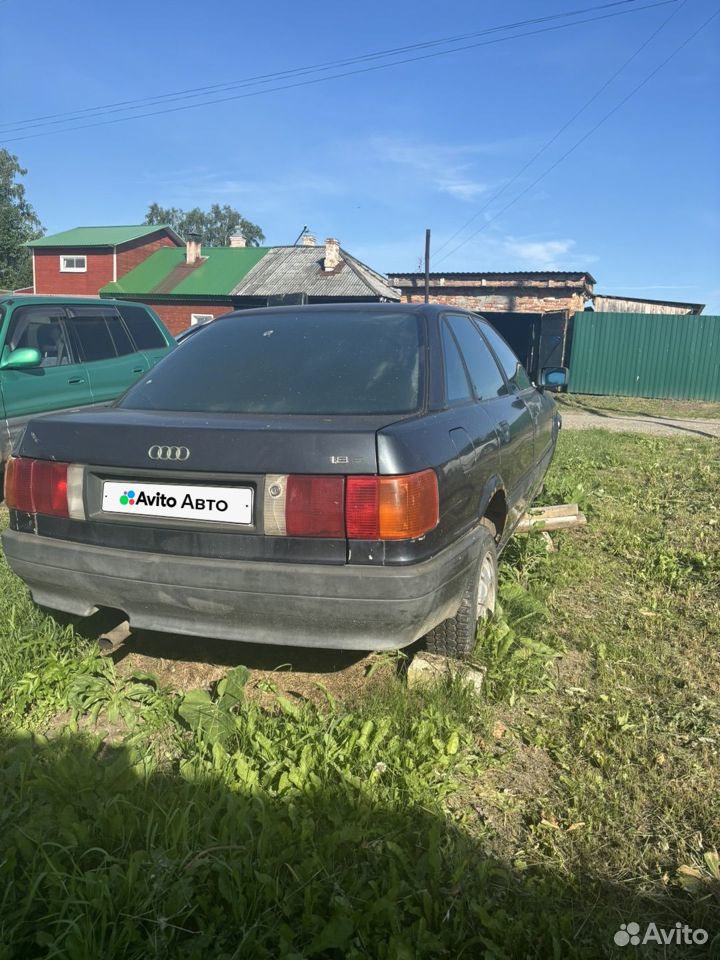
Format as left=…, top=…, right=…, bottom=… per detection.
left=112, top=628, right=393, bottom=706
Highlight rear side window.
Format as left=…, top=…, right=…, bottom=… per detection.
left=116, top=304, right=167, bottom=349
left=66, top=306, right=133, bottom=362
left=120, top=311, right=423, bottom=415
left=446, top=315, right=505, bottom=401
left=478, top=320, right=533, bottom=392
left=441, top=321, right=472, bottom=403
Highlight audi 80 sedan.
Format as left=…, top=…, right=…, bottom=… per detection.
left=2, top=304, right=562, bottom=658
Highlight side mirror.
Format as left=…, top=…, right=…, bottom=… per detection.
left=539, top=367, right=568, bottom=392
left=0, top=347, right=42, bottom=370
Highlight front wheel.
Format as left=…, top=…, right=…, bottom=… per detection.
left=422, top=527, right=498, bottom=660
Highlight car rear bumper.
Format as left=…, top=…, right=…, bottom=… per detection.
left=1, top=527, right=484, bottom=650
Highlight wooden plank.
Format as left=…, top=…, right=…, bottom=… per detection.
left=527, top=503, right=579, bottom=519
left=516, top=512, right=587, bottom=534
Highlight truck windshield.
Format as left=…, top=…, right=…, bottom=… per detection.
left=118, top=310, right=423, bottom=415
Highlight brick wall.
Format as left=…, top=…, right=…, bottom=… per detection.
left=34, top=249, right=113, bottom=295
left=137, top=300, right=234, bottom=335
left=405, top=292, right=587, bottom=314
left=116, top=231, right=179, bottom=278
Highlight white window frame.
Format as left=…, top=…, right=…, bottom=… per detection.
left=60, top=255, right=87, bottom=273
left=190, top=313, right=214, bottom=326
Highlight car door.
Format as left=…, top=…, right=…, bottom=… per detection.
left=0, top=303, right=93, bottom=453
left=446, top=313, right=535, bottom=522
left=65, top=305, right=149, bottom=405
left=477, top=318, right=555, bottom=464
left=439, top=317, right=501, bottom=538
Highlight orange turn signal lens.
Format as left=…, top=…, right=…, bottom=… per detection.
left=378, top=469, right=439, bottom=540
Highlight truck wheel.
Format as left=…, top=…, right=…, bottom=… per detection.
left=421, top=526, right=497, bottom=660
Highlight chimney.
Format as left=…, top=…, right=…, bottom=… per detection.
left=186, top=232, right=202, bottom=264
left=229, top=234, right=247, bottom=248
left=324, top=237, right=341, bottom=271
left=301, top=233, right=317, bottom=246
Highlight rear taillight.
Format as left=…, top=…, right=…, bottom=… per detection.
left=286, top=475, right=344, bottom=538
left=347, top=470, right=439, bottom=540
left=5, top=457, right=84, bottom=519
left=265, top=469, right=438, bottom=541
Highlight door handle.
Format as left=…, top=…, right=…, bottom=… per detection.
left=498, top=419, right=511, bottom=442
left=67, top=377, right=85, bottom=384
left=132, top=367, right=143, bottom=373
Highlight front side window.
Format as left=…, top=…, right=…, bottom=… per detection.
left=446, top=315, right=505, bottom=401
left=60, top=255, right=87, bottom=272
left=120, top=311, right=423, bottom=415
left=5, top=305, right=74, bottom=367
left=477, top=320, right=533, bottom=392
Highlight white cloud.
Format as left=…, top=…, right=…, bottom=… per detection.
left=372, top=136, right=503, bottom=203
left=503, top=238, right=574, bottom=268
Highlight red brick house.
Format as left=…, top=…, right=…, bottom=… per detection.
left=26, top=224, right=184, bottom=296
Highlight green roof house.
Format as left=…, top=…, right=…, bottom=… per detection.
left=99, top=234, right=400, bottom=334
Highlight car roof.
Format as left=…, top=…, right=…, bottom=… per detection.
left=0, top=295, right=140, bottom=308
left=213, top=302, right=456, bottom=323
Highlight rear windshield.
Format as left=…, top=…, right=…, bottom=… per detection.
left=118, top=311, right=423, bottom=415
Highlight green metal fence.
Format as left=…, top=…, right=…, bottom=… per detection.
left=568, top=312, right=720, bottom=401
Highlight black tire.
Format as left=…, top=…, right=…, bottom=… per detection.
left=422, top=525, right=498, bottom=660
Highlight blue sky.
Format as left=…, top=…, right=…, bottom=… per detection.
left=2, top=0, right=719, bottom=309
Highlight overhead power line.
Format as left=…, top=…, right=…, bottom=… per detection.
left=434, top=6, right=720, bottom=266
left=0, top=0, right=652, bottom=133
left=1, top=0, right=677, bottom=142
left=432, top=0, right=688, bottom=261
left=1, top=0, right=649, bottom=132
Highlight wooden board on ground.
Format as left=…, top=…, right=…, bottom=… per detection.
left=515, top=503, right=587, bottom=534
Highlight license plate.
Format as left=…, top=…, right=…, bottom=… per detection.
left=102, top=481, right=253, bottom=525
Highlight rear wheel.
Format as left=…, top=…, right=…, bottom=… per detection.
left=422, top=525, right=497, bottom=660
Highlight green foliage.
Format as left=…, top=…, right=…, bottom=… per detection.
left=475, top=582, right=561, bottom=704
left=0, top=149, right=44, bottom=290
left=144, top=202, right=264, bottom=247
left=1, top=428, right=719, bottom=957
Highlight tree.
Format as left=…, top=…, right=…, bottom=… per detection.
left=0, top=150, right=44, bottom=290
left=144, top=203, right=264, bottom=247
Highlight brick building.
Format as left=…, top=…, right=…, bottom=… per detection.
left=26, top=225, right=184, bottom=296
left=387, top=270, right=596, bottom=317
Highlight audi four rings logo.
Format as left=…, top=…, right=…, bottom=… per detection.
left=147, top=445, right=190, bottom=461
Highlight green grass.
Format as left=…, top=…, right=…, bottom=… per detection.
left=1, top=431, right=719, bottom=958
left=556, top=392, right=720, bottom=420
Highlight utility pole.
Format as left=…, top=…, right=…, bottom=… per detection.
left=424, top=228, right=431, bottom=304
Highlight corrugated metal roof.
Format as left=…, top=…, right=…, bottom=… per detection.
left=594, top=293, right=705, bottom=314
left=389, top=270, right=597, bottom=283
left=26, top=224, right=183, bottom=248
left=100, top=244, right=399, bottom=300
left=102, top=247, right=268, bottom=297
left=231, top=246, right=400, bottom=300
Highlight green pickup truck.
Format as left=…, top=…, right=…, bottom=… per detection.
left=0, top=296, right=174, bottom=495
